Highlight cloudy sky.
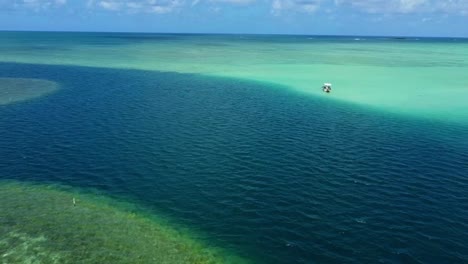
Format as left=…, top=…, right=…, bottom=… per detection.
left=1, top=0, right=467, bottom=36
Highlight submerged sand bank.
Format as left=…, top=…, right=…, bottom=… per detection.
left=0, top=78, right=59, bottom=105
left=1, top=34, right=467, bottom=123
left=0, top=181, right=248, bottom=264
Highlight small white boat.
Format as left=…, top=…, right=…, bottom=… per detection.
left=322, top=83, right=332, bottom=93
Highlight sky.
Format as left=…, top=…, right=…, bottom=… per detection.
left=0, top=0, right=467, bottom=37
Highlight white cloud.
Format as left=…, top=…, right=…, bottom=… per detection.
left=189, top=0, right=255, bottom=7
left=334, top=0, right=468, bottom=15
left=334, top=0, right=426, bottom=13
left=210, top=0, right=254, bottom=4
left=435, top=0, right=468, bottom=15
left=2, top=0, right=468, bottom=15
left=271, top=0, right=322, bottom=15
left=8, top=0, right=67, bottom=11
left=98, top=1, right=121, bottom=10
left=400, top=0, right=427, bottom=12
left=88, top=0, right=184, bottom=13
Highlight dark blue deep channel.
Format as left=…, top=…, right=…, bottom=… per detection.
left=1, top=63, right=467, bottom=263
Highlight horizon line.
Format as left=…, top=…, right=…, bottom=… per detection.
left=1, top=29, right=467, bottom=39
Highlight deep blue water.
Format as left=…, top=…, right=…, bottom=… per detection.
left=3, top=31, right=468, bottom=46
left=1, top=62, right=467, bottom=263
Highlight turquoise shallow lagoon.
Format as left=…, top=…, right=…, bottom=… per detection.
left=0, top=33, right=468, bottom=263
left=1, top=32, right=467, bottom=124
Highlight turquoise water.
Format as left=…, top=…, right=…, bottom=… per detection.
left=0, top=33, right=468, bottom=263
left=1, top=32, right=468, bottom=124
left=0, top=181, right=248, bottom=264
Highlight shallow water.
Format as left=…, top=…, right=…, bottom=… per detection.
left=1, top=61, right=467, bottom=263
left=0, top=77, right=59, bottom=105
left=0, top=32, right=467, bottom=123
left=0, top=181, right=247, bottom=264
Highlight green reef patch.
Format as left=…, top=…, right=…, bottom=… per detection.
left=0, top=78, right=59, bottom=105
left=0, top=181, right=249, bottom=264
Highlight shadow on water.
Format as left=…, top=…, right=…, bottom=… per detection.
left=1, top=62, right=467, bottom=263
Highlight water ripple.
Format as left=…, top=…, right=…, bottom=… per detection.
left=1, top=62, right=467, bottom=263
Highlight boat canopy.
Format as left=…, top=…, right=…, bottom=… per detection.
left=323, top=83, right=332, bottom=87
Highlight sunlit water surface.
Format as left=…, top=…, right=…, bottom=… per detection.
left=0, top=33, right=468, bottom=263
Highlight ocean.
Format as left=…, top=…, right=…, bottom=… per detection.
left=0, top=32, right=467, bottom=263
